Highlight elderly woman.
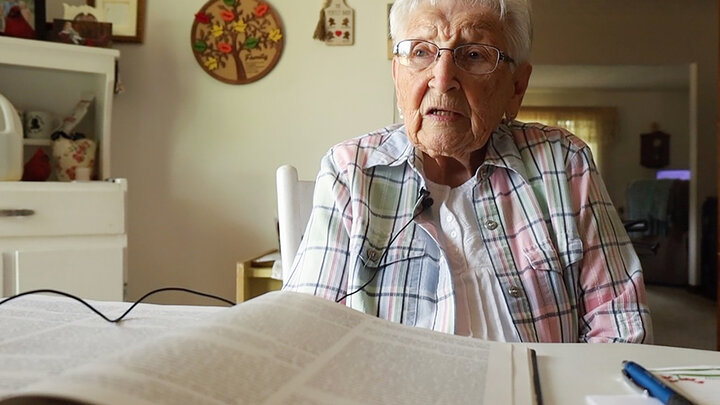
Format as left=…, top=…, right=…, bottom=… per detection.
left=284, top=0, right=652, bottom=343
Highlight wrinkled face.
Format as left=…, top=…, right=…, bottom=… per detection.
left=392, top=1, right=531, bottom=160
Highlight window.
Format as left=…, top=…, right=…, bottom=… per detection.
left=516, top=107, right=617, bottom=172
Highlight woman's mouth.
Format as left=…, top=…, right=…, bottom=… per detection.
left=426, top=108, right=463, bottom=121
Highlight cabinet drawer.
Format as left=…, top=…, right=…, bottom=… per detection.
left=0, top=181, right=126, bottom=237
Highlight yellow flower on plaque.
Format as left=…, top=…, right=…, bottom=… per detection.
left=268, top=28, right=282, bottom=42
left=204, top=56, right=218, bottom=70
left=234, top=20, right=247, bottom=33
left=211, top=24, right=224, bottom=37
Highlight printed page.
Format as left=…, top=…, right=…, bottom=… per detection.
left=650, top=366, right=720, bottom=405
left=6, top=291, right=520, bottom=405
left=0, top=294, right=223, bottom=399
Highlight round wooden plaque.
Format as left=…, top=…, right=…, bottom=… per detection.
left=191, top=0, right=284, bottom=84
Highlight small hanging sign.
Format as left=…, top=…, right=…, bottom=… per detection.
left=313, top=0, right=354, bottom=46
left=191, top=0, right=285, bottom=84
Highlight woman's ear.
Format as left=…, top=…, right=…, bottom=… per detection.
left=392, top=56, right=399, bottom=82
left=505, top=63, right=533, bottom=118
left=392, top=57, right=404, bottom=115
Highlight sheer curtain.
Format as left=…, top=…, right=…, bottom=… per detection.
left=516, top=107, right=617, bottom=171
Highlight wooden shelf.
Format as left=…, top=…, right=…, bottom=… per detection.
left=23, top=139, right=52, bottom=147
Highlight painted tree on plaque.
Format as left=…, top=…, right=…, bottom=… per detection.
left=191, top=0, right=284, bottom=84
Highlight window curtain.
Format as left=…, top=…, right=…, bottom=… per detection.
left=516, top=107, right=617, bottom=172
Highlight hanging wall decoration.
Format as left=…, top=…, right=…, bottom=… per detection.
left=312, top=0, right=354, bottom=46
left=640, top=123, right=670, bottom=169
left=191, top=0, right=285, bottom=84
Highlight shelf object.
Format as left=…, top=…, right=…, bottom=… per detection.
left=22, top=139, right=52, bottom=147
left=0, top=36, right=119, bottom=179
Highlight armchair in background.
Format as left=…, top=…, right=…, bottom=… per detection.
left=276, top=165, right=315, bottom=285
left=625, top=178, right=689, bottom=285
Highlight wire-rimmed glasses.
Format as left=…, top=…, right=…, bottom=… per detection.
left=393, top=39, right=515, bottom=75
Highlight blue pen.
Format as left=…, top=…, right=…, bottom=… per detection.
left=622, top=360, right=696, bottom=405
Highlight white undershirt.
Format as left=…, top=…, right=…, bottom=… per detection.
left=424, top=177, right=520, bottom=342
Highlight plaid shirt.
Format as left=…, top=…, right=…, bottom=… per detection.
left=284, top=122, right=653, bottom=343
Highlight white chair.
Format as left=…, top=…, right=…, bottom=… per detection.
left=276, top=165, right=315, bottom=285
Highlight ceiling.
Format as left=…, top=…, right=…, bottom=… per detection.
left=528, top=65, right=690, bottom=91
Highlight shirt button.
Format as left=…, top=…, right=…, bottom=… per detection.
left=446, top=215, right=454, bottom=222
left=450, top=231, right=458, bottom=238
left=485, top=220, right=498, bottom=231
left=367, top=249, right=379, bottom=261
left=508, top=285, right=522, bottom=298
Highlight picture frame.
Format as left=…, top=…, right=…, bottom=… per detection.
left=0, top=0, right=46, bottom=39
left=63, top=4, right=104, bottom=21
left=387, top=3, right=393, bottom=60
left=88, top=0, right=144, bottom=43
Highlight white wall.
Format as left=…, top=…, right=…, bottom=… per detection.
left=110, top=0, right=717, bottom=304
left=112, top=0, right=395, bottom=304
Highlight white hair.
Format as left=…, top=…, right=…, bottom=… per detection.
left=389, top=0, right=533, bottom=64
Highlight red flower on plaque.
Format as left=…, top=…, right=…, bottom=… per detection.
left=220, top=10, right=235, bottom=21
left=194, top=12, right=211, bottom=24
left=217, top=42, right=233, bottom=53
left=254, top=3, right=269, bottom=17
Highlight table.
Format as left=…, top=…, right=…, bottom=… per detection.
left=527, top=342, right=720, bottom=404
left=235, top=249, right=282, bottom=303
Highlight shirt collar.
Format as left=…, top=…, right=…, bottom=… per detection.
left=365, top=123, right=530, bottom=184
left=483, top=122, right=530, bottom=183
left=364, top=125, right=421, bottom=169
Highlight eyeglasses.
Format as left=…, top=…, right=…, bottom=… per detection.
left=393, top=39, right=515, bottom=75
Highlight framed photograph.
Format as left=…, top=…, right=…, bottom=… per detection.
left=386, top=3, right=393, bottom=60
left=63, top=4, right=104, bottom=21
left=88, top=0, right=144, bottom=43
left=0, top=0, right=46, bottom=39
left=49, top=18, right=112, bottom=47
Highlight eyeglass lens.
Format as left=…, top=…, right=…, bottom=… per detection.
left=395, top=40, right=502, bottom=74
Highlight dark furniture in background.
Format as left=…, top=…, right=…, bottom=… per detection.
left=626, top=179, right=689, bottom=285
left=701, top=197, right=717, bottom=299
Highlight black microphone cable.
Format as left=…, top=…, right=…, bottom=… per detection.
left=0, top=287, right=235, bottom=323
left=336, top=189, right=434, bottom=303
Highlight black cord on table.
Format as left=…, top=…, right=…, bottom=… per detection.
left=0, top=287, right=235, bottom=323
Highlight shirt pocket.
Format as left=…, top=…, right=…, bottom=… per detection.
left=519, top=237, right=582, bottom=317
left=355, top=234, right=427, bottom=270
left=522, top=237, right=583, bottom=274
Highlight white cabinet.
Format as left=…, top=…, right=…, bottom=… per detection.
left=0, top=180, right=127, bottom=300
left=0, top=37, right=125, bottom=301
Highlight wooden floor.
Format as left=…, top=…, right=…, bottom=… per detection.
left=646, top=285, right=716, bottom=350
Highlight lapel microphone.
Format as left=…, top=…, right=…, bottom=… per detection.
left=336, top=188, right=433, bottom=302
left=418, top=188, right=434, bottom=211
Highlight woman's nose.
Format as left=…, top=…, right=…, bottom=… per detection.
left=428, top=51, right=460, bottom=92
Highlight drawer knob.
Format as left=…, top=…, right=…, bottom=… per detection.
left=0, top=209, right=35, bottom=217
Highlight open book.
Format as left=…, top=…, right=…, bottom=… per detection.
left=0, top=291, right=534, bottom=404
